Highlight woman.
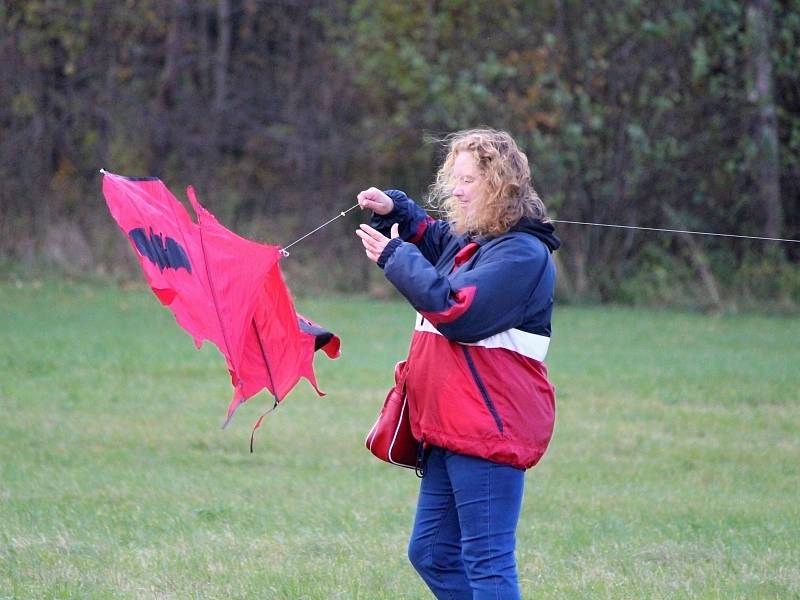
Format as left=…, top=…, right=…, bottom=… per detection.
left=356, top=129, right=559, bottom=599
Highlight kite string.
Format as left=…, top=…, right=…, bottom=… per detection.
left=423, top=207, right=799, bottom=243
left=549, top=219, right=800, bottom=243
left=278, top=201, right=800, bottom=252
left=281, top=203, right=360, bottom=255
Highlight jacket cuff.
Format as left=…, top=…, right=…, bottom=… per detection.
left=377, top=237, right=403, bottom=269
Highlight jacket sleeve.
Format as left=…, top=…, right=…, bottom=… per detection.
left=370, top=190, right=454, bottom=265
left=381, top=233, right=554, bottom=343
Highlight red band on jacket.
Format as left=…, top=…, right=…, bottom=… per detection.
left=419, top=285, right=477, bottom=325
left=409, top=216, right=436, bottom=244
left=453, top=242, right=479, bottom=269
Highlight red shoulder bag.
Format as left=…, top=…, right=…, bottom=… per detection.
left=365, top=360, right=424, bottom=475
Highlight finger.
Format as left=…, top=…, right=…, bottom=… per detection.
left=357, top=191, right=373, bottom=209
left=390, top=223, right=399, bottom=239
left=356, top=230, right=382, bottom=254
left=358, top=188, right=379, bottom=205
left=355, top=228, right=377, bottom=245
left=359, top=223, right=384, bottom=239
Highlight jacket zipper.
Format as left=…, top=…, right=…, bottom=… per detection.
left=460, top=345, right=504, bottom=433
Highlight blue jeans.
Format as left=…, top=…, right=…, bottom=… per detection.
left=408, top=446, right=525, bottom=599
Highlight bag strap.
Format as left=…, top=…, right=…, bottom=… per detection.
left=414, top=441, right=429, bottom=478
left=397, top=358, right=429, bottom=477
left=399, top=361, right=430, bottom=478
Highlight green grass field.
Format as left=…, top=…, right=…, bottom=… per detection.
left=1, top=281, right=798, bottom=599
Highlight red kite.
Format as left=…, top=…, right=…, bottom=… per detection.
left=101, top=171, right=340, bottom=432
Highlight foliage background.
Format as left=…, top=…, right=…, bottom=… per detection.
left=1, top=0, right=798, bottom=308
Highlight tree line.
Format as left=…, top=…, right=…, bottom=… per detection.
left=1, top=0, right=798, bottom=308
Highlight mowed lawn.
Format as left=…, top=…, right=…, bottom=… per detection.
left=1, top=281, right=798, bottom=599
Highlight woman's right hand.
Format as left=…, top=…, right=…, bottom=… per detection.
left=357, top=187, right=394, bottom=216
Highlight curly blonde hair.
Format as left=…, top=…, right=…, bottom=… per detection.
left=427, top=129, right=547, bottom=237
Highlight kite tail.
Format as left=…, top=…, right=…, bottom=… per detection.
left=249, top=318, right=282, bottom=451
left=249, top=399, right=279, bottom=453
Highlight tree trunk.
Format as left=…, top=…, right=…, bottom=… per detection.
left=681, top=232, right=723, bottom=313
left=149, top=1, right=187, bottom=176
left=747, top=0, right=782, bottom=241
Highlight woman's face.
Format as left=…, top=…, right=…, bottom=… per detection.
left=452, top=151, right=483, bottom=222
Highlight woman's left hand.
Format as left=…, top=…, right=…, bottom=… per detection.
left=356, top=223, right=399, bottom=263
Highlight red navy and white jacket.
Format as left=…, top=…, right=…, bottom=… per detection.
left=373, top=190, right=561, bottom=470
